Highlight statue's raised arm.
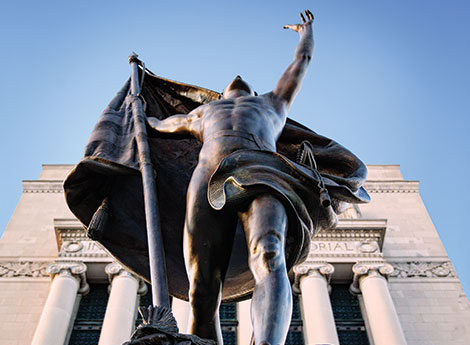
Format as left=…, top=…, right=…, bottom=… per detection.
left=273, top=10, right=314, bottom=108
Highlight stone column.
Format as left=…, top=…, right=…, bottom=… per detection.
left=98, top=263, right=145, bottom=345
left=350, top=262, right=407, bottom=345
left=31, top=262, right=89, bottom=345
left=237, top=299, right=253, bottom=345
left=172, top=298, right=191, bottom=333
left=294, top=263, right=339, bottom=345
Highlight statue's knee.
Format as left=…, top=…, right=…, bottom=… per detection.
left=250, top=232, right=283, bottom=272
left=189, top=280, right=220, bottom=310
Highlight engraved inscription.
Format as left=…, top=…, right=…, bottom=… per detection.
left=311, top=241, right=355, bottom=252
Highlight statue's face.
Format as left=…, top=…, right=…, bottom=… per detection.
left=223, top=76, right=255, bottom=99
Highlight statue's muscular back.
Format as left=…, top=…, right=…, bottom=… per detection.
left=191, top=92, right=287, bottom=169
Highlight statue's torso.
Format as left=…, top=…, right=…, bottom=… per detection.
left=194, top=93, right=287, bottom=168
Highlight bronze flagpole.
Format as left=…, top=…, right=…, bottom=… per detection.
left=128, top=52, right=170, bottom=309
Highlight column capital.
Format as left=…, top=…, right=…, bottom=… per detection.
left=293, top=262, right=335, bottom=294
left=46, top=261, right=89, bottom=294
left=350, top=261, right=394, bottom=295
left=105, top=262, right=147, bottom=295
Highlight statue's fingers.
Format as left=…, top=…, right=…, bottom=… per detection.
left=300, top=12, right=306, bottom=24
left=306, top=10, right=314, bottom=21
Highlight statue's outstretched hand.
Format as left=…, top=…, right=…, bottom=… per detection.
left=283, top=10, right=314, bottom=33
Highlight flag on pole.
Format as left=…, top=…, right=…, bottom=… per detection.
left=64, top=66, right=369, bottom=302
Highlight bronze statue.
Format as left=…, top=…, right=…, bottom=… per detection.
left=64, top=9, right=370, bottom=345
left=147, top=10, right=313, bottom=344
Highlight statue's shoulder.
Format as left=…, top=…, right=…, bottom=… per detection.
left=258, top=91, right=288, bottom=115
left=188, top=101, right=212, bottom=115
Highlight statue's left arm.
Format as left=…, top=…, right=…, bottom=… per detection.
left=273, top=10, right=314, bottom=108
left=147, top=111, right=201, bottom=138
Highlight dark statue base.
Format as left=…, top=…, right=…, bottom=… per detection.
left=123, top=305, right=216, bottom=345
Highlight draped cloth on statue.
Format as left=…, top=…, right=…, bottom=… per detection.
left=64, top=67, right=370, bottom=302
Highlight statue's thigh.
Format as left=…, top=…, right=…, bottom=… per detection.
left=239, top=194, right=288, bottom=251
left=183, top=189, right=238, bottom=279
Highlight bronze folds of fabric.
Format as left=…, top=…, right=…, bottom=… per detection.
left=64, top=68, right=369, bottom=302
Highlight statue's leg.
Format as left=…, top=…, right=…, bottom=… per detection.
left=239, top=194, right=292, bottom=345
left=184, top=169, right=237, bottom=344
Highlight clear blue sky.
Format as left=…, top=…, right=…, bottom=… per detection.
left=1, top=1, right=469, bottom=295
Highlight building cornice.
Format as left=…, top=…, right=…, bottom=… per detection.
left=364, top=180, right=419, bottom=193
left=335, top=219, right=387, bottom=229
left=23, top=179, right=420, bottom=194
left=22, top=180, right=63, bottom=193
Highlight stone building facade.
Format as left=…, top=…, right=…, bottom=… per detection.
left=0, top=164, right=469, bottom=345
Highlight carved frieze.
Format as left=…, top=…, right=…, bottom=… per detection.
left=389, top=261, right=456, bottom=279
left=0, top=261, right=51, bottom=278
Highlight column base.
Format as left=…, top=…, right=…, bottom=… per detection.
left=123, top=305, right=215, bottom=345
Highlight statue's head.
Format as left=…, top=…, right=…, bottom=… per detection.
left=222, top=75, right=256, bottom=99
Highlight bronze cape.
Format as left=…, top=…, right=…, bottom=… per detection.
left=64, top=68, right=370, bottom=302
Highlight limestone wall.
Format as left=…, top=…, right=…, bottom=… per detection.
left=0, top=165, right=74, bottom=258
left=0, top=281, right=50, bottom=345
left=0, top=165, right=73, bottom=345
left=359, top=165, right=470, bottom=344
left=389, top=281, right=470, bottom=345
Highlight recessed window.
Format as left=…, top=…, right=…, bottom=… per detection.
left=330, top=284, right=369, bottom=345
left=286, top=295, right=304, bottom=345
left=68, top=283, right=109, bottom=345
left=220, top=302, right=238, bottom=345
